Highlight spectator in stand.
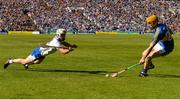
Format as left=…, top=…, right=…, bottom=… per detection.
left=0, top=0, right=179, bottom=33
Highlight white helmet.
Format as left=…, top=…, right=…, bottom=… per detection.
left=56, top=29, right=66, bottom=35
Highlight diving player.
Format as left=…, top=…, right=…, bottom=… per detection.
left=4, top=29, right=77, bottom=69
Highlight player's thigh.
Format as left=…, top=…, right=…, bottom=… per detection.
left=151, top=42, right=166, bottom=58
left=25, top=55, right=36, bottom=64
left=148, top=49, right=162, bottom=59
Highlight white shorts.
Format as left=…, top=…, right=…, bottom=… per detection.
left=26, top=55, right=36, bottom=62
left=26, top=47, right=56, bottom=62
left=153, top=41, right=166, bottom=54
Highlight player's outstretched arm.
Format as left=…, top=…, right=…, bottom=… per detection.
left=61, top=41, right=78, bottom=48
left=58, top=47, right=74, bottom=55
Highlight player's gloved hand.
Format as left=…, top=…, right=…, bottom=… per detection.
left=71, top=44, right=77, bottom=48
left=68, top=47, right=74, bottom=51
left=139, top=58, right=145, bottom=64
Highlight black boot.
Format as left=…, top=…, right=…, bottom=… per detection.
left=148, top=63, right=155, bottom=70
left=23, top=64, right=29, bottom=69
left=3, top=58, right=12, bottom=69
left=139, top=69, right=148, bottom=77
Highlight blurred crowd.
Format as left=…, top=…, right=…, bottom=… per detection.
left=0, top=0, right=179, bottom=33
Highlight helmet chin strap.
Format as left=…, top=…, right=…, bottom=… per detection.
left=58, top=37, right=65, bottom=41
left=150, top=23, right=158, bottom=29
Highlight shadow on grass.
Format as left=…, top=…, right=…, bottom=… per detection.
left=26, top=68, right=109, bottom=75
left=151, top=74, right=180, bottom=78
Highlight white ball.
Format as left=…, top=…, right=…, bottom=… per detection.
left=105, top=74, right=109, bottom=77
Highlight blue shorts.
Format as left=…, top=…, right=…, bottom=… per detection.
left=26, top=47, right=44, bottom=62
left=163, top=39, right=174, bottom=56
left=31, top=47, right=43, bottom=59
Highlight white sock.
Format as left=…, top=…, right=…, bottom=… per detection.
left=9, top=60, right=13, bottom=64
left=24, top=64, right=28, bottom=67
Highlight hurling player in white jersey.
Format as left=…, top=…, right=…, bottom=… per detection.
left=4, top=29, right=77, bottom=69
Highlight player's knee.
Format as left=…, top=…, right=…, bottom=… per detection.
left=33, top=59, right=42, bottom=64
left=142, top=50, right=148, bottom=56
left=34, top=62, right=40, bottom=64
left=33, top=61, right=40, bottom=64
left=145, top=56, right=152, bottom=62
left=142, top=52, right=146, bottom=56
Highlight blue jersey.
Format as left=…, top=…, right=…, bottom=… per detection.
left=152, top=24, right=173, bottom=43
left=152, top=24, right=174, bottom=55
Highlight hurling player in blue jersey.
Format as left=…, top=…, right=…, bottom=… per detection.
left=139, top=15, right=174, bottom=77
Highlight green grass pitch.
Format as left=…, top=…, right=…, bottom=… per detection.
left=0, top=34, right=180, bottom=99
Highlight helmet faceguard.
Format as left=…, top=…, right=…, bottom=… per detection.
left=146, top=15, right=158, bottom=29
left=56, top=29, right=66, bottom=41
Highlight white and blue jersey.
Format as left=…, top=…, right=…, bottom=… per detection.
left=152, top=24, right=174, bottom=55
